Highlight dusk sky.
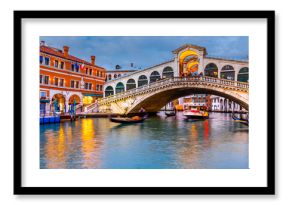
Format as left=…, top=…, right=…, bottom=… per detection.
left=40, top=36, right=248, bottom=70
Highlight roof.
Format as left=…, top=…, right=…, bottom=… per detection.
left=172, top=44, right=207, bottom=54
left=40, top=45, right=106, bottom=70
left=205, top=56, right=248, bottom=63
left=105, top=59, right=174, bottom=83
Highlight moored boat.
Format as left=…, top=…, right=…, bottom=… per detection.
left=110, top=115, right=146, bottom=124
left=232, top=113, right=249, bottom=126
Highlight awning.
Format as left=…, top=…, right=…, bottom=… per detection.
left=82, top=93, right=103, bottom=97
left=40, top=99, right=50, bottom=103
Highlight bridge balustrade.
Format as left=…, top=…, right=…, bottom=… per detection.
left=99, top=76, right=249, bottom=104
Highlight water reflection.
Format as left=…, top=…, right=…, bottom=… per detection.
left=40, top=112, right=248, bottom=169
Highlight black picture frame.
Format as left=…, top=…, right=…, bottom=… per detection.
left=14, top=10, right=275, bottom=195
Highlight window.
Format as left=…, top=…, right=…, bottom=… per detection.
left=100, top=72, right=102, bottom=77
left=40, top=91, right=46, bottom=98
left=54, top=77, right=59, bottom=86
left=60, top=62, right=64, bottom=69
left=84, top=82, right=88, bottom=89
left=40, top=75, right=43, bottom=84
left=54, top=60, right=59, bottom=68
left=97, top=71, right=99, bottom=76
left=96, top=84, right=100, bottom=91
left=75, top=66, right=79, bottom=73
left=40, top=56, right=43, bottom=64
left=108, top=74, right=111, bottom=80
left=89, top=69, right=92, bottom=75
left=71, top=64, right=75, bottom=72
left=59, top=79, right=64, bottom=87
left=44, top=76, right=49, bottom=84
left=44, top=57, right=50, bottom=66
left=100, top=85, right=103, bottom=91
left=75, top=81, right=79, bottom=89
left=88, top=83, right=92, bottom=90
left=71, top=80, right=75, bottom=88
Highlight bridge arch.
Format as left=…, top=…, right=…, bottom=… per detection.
left=237, top=67, right=249, bottom=82
left=220, top=65, right=235, bottom=80
left=162, top=66, right=174, bottom=78
left=180, top=51, right=199, bottom=75
left=116, top=82, right=125, bottom=94
left=138, top=75, right=148, bottom=87
left=126, top=78, right=136, bottom=90
left=150, top=71, right=161, bottom=83
left=204, top=63, right=218, bottom=78
left=126, top=84, right=248, bottom=114
left=105, top=86, right=114, bottom=97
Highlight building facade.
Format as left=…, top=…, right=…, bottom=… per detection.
left=39, top=42, right=106, bottom=115
left=210, top=95, right=243, bottom=112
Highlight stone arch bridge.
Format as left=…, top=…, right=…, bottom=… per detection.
left=95, top=76, right=248, bottom=115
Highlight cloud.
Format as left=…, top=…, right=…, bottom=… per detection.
left=40, top=36, right=248, bottom=69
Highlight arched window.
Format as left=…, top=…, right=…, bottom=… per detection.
left=105, top=86, right=114, bottom=97
left=204, top=63, right=218, bottom=78
left=162, top=67, right=174, bottom=78
left=108, top=74, right=112, bottom=80
left=114, top=74, right=117, bottom=78
left=115, top=82, right=125, bottom=94
left=237, top=67, right=249, bottom=82
left=150, top=71, right=161, bottom=83
left=126, top=79, right=136, bottom=90
left=220, top=65, right=235, bottom=80
left=138, top=75, right=148, bottom=87
left=118, top=74, right=121, bottom=77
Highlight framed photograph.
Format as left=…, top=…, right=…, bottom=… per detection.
left=14, top=10, right=275, bottom=195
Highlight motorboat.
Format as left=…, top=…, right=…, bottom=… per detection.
left=183, top=103, right=209, bottom=119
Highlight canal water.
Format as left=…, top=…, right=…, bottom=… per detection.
left=40, top=112, right=248, bottom=169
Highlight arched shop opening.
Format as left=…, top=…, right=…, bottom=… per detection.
left=51, top=93, right=66, bottom=113
left=138, top=75, right=148, bottom=87
left=237, top=67, right=249, bottom=82
left=126, top=79, right=136, bottom=90
left=149, top=71, right=161, bottom=83
left=69, top=94, right=81, bottom=105
left=204, top=63, right=218, bottom=78
left=115, top=82, right=125, bottom=94
left=162, top=67, right=174, bottom=78
left=220, top=65, right=235, bottom=80
left=105, top=86, right=114, bottom=97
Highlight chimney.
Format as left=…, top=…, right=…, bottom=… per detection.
left=91, top=55, right=95, bottom=65
left=63, top=46, right=69, bottom=57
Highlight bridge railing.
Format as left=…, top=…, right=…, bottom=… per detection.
left=99, top=76, right=249, bottom=104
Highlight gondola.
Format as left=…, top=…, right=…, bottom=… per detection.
left=232, top=113, right=249, bottom=126
left=165, top=111, right=176, bottom=117
left=110, top=115, right=147, bottom=124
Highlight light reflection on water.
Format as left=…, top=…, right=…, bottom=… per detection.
left=40, top=112, right=248, bottom=169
